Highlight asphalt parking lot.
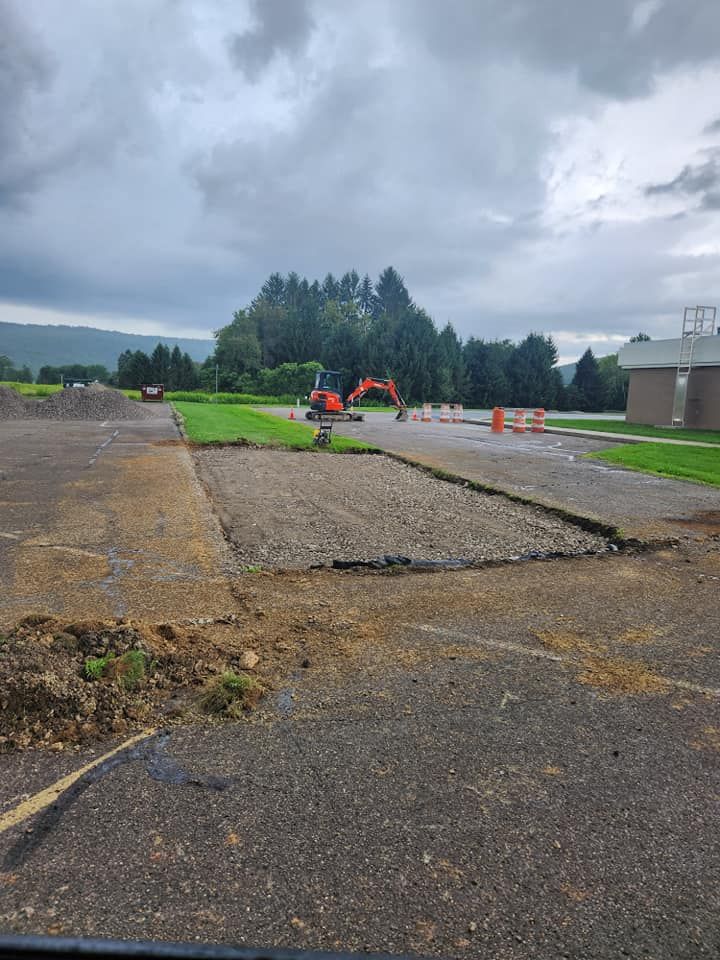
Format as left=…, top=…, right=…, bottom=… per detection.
left=0, top=410, right=234, bottom=628
left=1, top=407, right=719, bottom=958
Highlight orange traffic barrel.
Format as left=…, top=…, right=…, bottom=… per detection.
left=512, top=409, right=526, bottom=433
left=439, top=403, right=451, bottom=423
left=491, top=407, right=505, bottom=433
left=531, top=408, right=545, bottom=433
left=421, top=403, right=432, bottom=422
left=452, top=403, right=463, bottom=422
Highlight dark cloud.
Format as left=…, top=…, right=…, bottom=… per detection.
left=0, top=0, right=55, bottom=205
left=398, top=0, right=720, bottom=100
left=1, top=0, right=720, bottom=349
left=227, top=0, right=314, bottom=80
left=645, top=151, right=720, bottom=209
left=703, top=116, right=720, bottom=134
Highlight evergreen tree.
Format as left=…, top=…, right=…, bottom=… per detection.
left=150, top=343, right=171, bottom=384
left=507, top=333, right=559, bottom=407
left=373, top=266, right=411, bottom=320
left=436, top=322, right=466, bottom=401
left=358, top=274, right=374, bottom=315
left=571, top=348, right=604, bottom=411
left=339, top=270, right=360, bottom=304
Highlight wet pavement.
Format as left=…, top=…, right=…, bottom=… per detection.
left=0, top=410, right=234, bottom=628
left=1, top=407, right=718, bottom=958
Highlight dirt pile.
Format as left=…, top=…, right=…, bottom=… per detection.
left=0, top=386, right=30, bottom=420
left=0, top=614, right=263, bottom=750
left=0, top=385, right=155, bottom=421
left=30, top=385, right=155, bottom=421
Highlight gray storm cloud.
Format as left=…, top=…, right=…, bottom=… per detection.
left=227, top=0, right=315, bottom=80
left=1, top=0, right=720, bottom=353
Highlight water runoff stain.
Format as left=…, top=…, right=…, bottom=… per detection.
left=2, top=731, right=231, bottom=869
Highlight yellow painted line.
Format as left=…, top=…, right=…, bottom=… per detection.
left=0, top=728, right=157, bottom=836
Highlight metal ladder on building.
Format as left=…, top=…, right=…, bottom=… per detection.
left=671, top=306, right=716, bottom=426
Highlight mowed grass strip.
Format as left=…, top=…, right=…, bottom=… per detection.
left=0, top=381, right=63, bottom=397
left=589, top=443, right=720, bottom=486
left=174, top=401, right=375, bottom=452
left=547, top=418, right=720, bottom=445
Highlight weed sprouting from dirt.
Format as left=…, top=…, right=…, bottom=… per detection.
left=114, top=650, right=147, bottom=690
left=199, top=670, right=262, bottom=717
left=83, top=650, right=147, bottom=689
left=84, top=653, right=116, bottom=680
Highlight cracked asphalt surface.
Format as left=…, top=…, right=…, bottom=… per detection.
left=1, top=408, right=719, bottom=958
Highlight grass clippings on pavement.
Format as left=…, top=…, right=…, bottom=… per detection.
left=577, top=655, right=670, bottom=695
left=174, top=401, right=374, bottom=452
left=588, top=443, right=720, bottom=487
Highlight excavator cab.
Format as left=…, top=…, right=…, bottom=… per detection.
left=314, top=370, right=343, bottom=396
left=309, top=370, right=345, bottom=414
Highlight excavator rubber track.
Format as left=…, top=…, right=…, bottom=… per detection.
left=305, top=410, right=364, bottom=422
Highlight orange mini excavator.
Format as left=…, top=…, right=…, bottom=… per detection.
left=306, top=370, right=408, bottom=422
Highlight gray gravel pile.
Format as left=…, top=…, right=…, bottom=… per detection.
left=197, top=448, right=609, bottom=568
left=30, top=385, right=156, bottom=421
left=0, top=386, right=30, bottom=420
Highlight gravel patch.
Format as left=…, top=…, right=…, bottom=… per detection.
left=0, top=384, right=156, bottom=421
left=197, top=448, right=608, bottom=568
left=0, top=386, right=29, bottom=420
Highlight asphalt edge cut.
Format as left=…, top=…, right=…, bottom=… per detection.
left=380, top=450, right=670, bottom=552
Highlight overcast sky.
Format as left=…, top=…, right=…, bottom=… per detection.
left=2, top=0, right=720, bottom=362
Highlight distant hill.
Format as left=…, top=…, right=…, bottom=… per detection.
left=557, top=362, right=576, bottom=384
left=0, top=321, right=215, bottom=375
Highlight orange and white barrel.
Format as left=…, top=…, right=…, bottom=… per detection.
left=531, top=408, right=545, bottom=433
left=452, top=403, right=463, bottom=423
left=421, top=403, right=432, bottom=422
left=512, top=409, right=526, bottom=433
left=439, top=403, right=451, bottom=423
left=491, top=407, right=505, bottom=433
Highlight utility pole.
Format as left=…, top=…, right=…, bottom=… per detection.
left=215, top=364, right=218, bottom=401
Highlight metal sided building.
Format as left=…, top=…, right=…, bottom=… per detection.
left=618, top=307, right=720, bottom=429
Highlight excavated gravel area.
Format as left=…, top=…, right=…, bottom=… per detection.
left=0, top=384, right=156, bottom=421
left=197, top=448, right=609, bottom=567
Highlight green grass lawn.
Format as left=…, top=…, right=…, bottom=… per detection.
left=174, top=402, right=375, bottom=452
left=546, top=418, right=720, bottom=445
left=589, top=443, right=720, bottom=487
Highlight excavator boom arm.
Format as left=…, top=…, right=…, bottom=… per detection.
left=345, top=378, right=407, bottom=419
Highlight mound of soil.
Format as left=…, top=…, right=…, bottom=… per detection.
left=0, top=385, right=156, bottom=422
left=0, top=614, right=261, bottom=750
left=31, top=385, right=156, bottom=421
left=0, top=386, right=30, bottom=420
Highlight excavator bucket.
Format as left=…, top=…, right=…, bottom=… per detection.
left=395, top=407, right=408, bottom=422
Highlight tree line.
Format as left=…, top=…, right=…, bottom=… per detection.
left=201, top=266, right=634, bottom=410
left=0, top=355, right=33, bottom=383
left=116, top=343, right=200, bottom=391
